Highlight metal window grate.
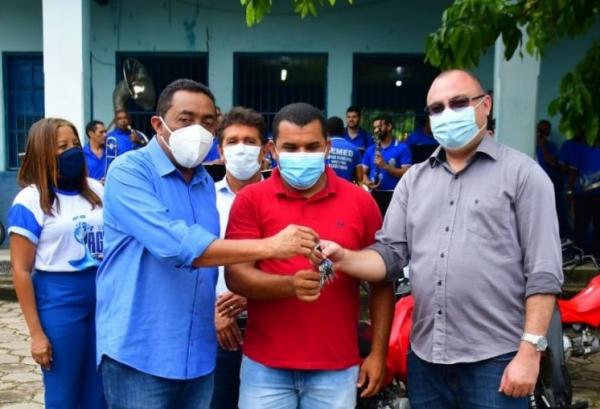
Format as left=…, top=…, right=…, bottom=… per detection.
left=234, top=53, right=328, bottom=131
left=3, top=53, right=44, bottom=169
left=115, top=52, right=208, bottom=137
left=353, top=54, right=439, bottom=135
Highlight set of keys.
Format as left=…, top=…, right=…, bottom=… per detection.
left=315, top=244, right=336, bottom=287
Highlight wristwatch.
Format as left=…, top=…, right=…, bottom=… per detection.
left=521, top=333, right=548, bottom=352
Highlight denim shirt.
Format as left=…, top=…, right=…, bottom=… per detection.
left=96, top=138, right=220, bottom=379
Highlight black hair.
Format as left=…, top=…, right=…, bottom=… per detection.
left=346, top=105, right=362, bottom=116
left=217, top=106, right=267, bottom=145
left=326, top=116, right=345, bottom=136
left=156, top=79, right=215, bottom=117
left=272, top=102, right=326, bottom=142
left=537, top=119, right=551, bottom=129
left=373, top=113, right=393, bottom=127
left=85, top=120, right=104, bottom=137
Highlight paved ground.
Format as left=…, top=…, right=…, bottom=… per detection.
left=0, top=297, right=599, bottom=408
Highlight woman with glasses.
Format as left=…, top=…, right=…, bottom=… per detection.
left=7, top=118, right=106, bottom=409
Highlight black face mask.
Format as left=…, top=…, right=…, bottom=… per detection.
left=57, top=147, right=85, bottom=191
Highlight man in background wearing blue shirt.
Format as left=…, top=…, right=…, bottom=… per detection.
left=106, top=109, right=145, bottom=155
left=96, top=79, right=319, bottom=409
left=326, top=116, right=362, bottom=183
left=343, top=106, right=374, bottom=154
left=361, top=114, right=412, bottom=191
left=83, top=120, right=107, bottom=181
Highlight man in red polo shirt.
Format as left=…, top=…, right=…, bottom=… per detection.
left=225, top=102, right=394, bottom=409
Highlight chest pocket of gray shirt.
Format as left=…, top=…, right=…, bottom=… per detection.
left=465, top=194, right=510, bottom=241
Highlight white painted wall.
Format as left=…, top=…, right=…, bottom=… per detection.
left=0, top=0, right=43, bottom=171
left=42, top=0, right=91, bottom=141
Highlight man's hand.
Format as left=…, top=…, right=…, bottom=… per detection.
left=216, top=292, right=247, bottom=318
left=215, top=313, right=243, bottom=351
left=311, top=240, right=345, bottom=268
left=292, top=270, right=321, bottom=302
left=498, top=346, right=541, bottom=398
left=265, top=225, right=319, bottom=259
left=357, top=353, right=387, bottom=398
left=31, top=332, right=52, bottom=370
left=374, top=151, right=387, bottom=169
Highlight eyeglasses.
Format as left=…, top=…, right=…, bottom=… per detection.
left=424, top=94, right=486, bottom=116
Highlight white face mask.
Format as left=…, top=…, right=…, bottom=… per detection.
left=223, top=143, right=261, bottom=181
left=159, top=117, right=214, bottom=168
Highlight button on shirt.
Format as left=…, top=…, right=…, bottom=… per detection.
left=370, top=136, right=563, bottom=364
left=96, top=137, right=220, bottom=379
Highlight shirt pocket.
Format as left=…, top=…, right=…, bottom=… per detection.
left=465, top=194, right=511, bottom=241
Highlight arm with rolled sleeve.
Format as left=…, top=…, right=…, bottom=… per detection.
left=515, top=163, right=563, bottom=296
left=368, top=174, right=411, bottom=281
left=499, top=163, right=563, bottom=399
left=104, top=162, right=217, bottom=268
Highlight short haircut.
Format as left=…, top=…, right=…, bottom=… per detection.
left=373, top=113, right=394, bottom=127
left=326, top=116, right=345, bottom=137
left=85, top=120, right=104, bottom=137
left=216, top=106, right=267, bottom=145
left=114, top=109, right=129, bottom=118
left=156, top=79, right=215, bottom=117
left=272, top=102, right=326, bottom=142
left=346, top=105, right=362, bottom=116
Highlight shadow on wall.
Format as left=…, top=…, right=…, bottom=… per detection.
left=0, top=172, right=20, bottom=249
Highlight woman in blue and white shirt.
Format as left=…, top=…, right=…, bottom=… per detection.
left=8, top=118, right=105, bottom=409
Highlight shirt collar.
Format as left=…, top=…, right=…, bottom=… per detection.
left=272, top=166, right=338, bottom=200
left=429, top=135, right=499, bottom=167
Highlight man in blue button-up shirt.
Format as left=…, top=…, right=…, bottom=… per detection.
left=96, top=79, right=319, bottom=409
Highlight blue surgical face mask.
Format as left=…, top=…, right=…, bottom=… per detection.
left=278, top=151, right=325, bottom=190
left=429, top=100, right=486, bottom=150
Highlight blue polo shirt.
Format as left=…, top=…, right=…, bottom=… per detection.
left=362, top=141, right=412, bottom=190
left=343, top=128, right=374, bottom=152
left=106, top=128, right=136, bottom=155
left=405, top=128, right=438, bottom=146
left=96, top=137, right=220, bottom=379
left=203, top=138, right=220, bottom=163
left=327, top=137, right=361, bottom=181
left=559, top=139, right=588, bottom=169
left=578, top=145, right=600, bottom=195
left=83, top=144, right=106, bottom=180
left=535, top=142, right=558, bottom=176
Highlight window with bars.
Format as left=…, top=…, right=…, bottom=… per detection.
left=234, top=53, right=327, bottom=130
left=353, top=54, right=439, bottom=136
left=115, top=52, right=208, bottom=138
left=3, top=53, right=44, bottom=169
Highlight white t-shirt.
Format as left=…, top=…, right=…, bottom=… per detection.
left=8, top=179, right=104, bottom=272
left=215, top=177, right=235, bottom=296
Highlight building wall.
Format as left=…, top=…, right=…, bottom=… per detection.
left=0, top=0, right=43, bottom=172
left=89, top=0, right=464, bottom=124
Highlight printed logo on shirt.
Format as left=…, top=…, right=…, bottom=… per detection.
left=68, top=215, right=103, bottom=270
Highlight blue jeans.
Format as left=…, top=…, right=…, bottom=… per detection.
left=33, top=269, right=105, bottom=409
left=101, top=356, right=214, bottom=409
left=210, top=346, right=242, bottom=409
left=238, top=355, right=359, bottom=409
left=407, top=350, right=528, bottom=409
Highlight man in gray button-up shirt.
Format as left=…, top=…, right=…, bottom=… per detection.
left=319, top=70, right=563, bottom=409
